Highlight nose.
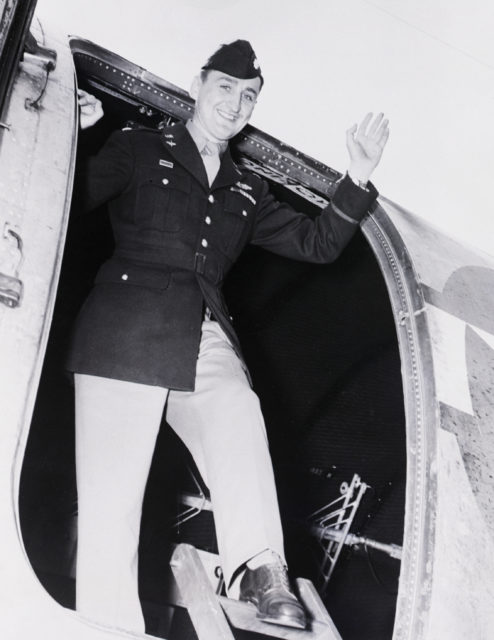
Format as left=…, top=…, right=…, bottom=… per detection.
left=227, top=89, right=242, bottom=113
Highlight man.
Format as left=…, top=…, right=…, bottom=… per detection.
left=73, top=40, right=389, bottom=634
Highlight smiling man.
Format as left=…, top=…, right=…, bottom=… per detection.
left=191, top=70, right=260, bottom=139
left=72, top=40, right=389, bottom=634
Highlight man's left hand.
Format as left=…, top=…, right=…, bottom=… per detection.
left=346, top=112, right=390, bottom=184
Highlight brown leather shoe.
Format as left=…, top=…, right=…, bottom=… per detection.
left=239, top=562, right=307, bottom=629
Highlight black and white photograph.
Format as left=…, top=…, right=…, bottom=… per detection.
left=1, top=1, right=493, bottom=639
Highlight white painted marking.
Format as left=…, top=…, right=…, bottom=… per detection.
left=426, top=303, right=473, bottom=415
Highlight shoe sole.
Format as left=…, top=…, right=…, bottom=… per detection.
left=257, top=612, right=307, bottom=630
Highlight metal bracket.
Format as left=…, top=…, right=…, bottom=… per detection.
left=23, top=32, right=57, bottom=111
left=0, top=272, right=23, bottom=308
left=24, top=32, right=57, bottom=71
left=0, top=225, right=24, bottom=308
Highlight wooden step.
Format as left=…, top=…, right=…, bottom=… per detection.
left=170, top=543, right=342, bottom=640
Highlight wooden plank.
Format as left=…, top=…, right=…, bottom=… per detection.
left=219, top=580, right=342, bottom=640
left=296, top=579, right=343, bottom=640
left=170, top=544, right=234, bottom=640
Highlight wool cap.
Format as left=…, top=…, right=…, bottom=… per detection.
left=202, top=40, right=263, bottom=86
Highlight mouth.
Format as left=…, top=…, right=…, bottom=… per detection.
left=217, top=109, right=239, bottom=123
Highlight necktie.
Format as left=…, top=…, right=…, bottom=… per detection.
left=200, top=141, right=227, bottom=185
left=201, top=140, right=228, bottom=157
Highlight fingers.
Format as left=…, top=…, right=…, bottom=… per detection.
left=78, top=89, right=104, bottom=129
left=357, top=112, right=373, bottom=137
left=77, top=88, right=93, bottom=107
left=78, top=88, right=101, bottom=111
left=368, top=112, right=384, bottom=136
left=346, top=123, right=357, bottom=139
left=355, top=112, right=390, bottom=148
left=377, top=120, right=390, bottom=147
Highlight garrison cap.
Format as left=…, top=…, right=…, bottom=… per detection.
left=202, top=39, right=263, bottom=86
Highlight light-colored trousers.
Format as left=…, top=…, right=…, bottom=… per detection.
left=75, top=320, right=285, bottom=633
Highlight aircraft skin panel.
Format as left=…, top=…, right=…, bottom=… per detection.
left=427, top=429, right=494, bottom=638
left=375, top=201, right=494, bottom=638
left=379, top=196, right=494, bottom=292
left=0, top=22, right=141, bottom=640
left=385, top=198, right=494, bottom=543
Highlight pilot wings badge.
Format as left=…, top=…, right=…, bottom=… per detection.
left=230, top=185, right=256, bottom=205
left=235, top=181, right=252, bottom=191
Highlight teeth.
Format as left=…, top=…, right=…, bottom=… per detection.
left=218, top=110, right=237, bottom=121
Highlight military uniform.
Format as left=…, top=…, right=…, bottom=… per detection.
left=67, top=122, right=377, bottom=389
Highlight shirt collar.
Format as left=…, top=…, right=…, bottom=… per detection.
left=186, top=119, right=229, bottom=157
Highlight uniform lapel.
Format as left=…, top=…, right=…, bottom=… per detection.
left=160, top=122, right=242, bottom=193
left=211, top=146, right=243, bottom=191
left=160, top=122, right=209, bottom=191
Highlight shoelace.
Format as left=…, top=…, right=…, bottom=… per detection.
left=262, top=563, right=291, bottom=593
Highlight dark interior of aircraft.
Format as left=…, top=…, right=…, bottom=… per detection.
left=19, top=79, right=407, bottom=640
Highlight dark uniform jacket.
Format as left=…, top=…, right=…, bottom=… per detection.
left=66, top=122, right=378, bottom=390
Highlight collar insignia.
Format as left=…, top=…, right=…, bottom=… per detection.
left=164, top=133, right=174, bottom=139
left=165, top=140, right=177, bottom=147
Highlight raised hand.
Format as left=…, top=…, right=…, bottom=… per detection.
left=346, top=112, right=390, bottom=184
left=78, top=89, right=104, bottom=130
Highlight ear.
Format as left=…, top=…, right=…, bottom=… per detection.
left=190, top=75, right=201, bottom=100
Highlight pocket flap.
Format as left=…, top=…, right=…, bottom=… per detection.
left=224, top=191, right=252, bottom=218
left=95, top=260, right=171, bottom=290
left=141, top=166, right=191, bottom=192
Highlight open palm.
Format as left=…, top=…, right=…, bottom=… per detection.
left=346, top=112, right=389, bottom=182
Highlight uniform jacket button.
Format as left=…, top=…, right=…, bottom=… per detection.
left=208, top=194, right=215, bottom=203
left=205, top=216, right=212, bottom=225
left=162, top=178, right=169, bottom=185
left=201, top=239, right=208, bottom=248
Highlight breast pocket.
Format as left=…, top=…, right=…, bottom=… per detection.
left=221, top=192, right=251, bottom=254
left=135, top=167, right=190, bottom=233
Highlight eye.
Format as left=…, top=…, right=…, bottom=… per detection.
left=220, top=84, right=232, bottom=92
left=242, top=93, right=255, bottom=103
